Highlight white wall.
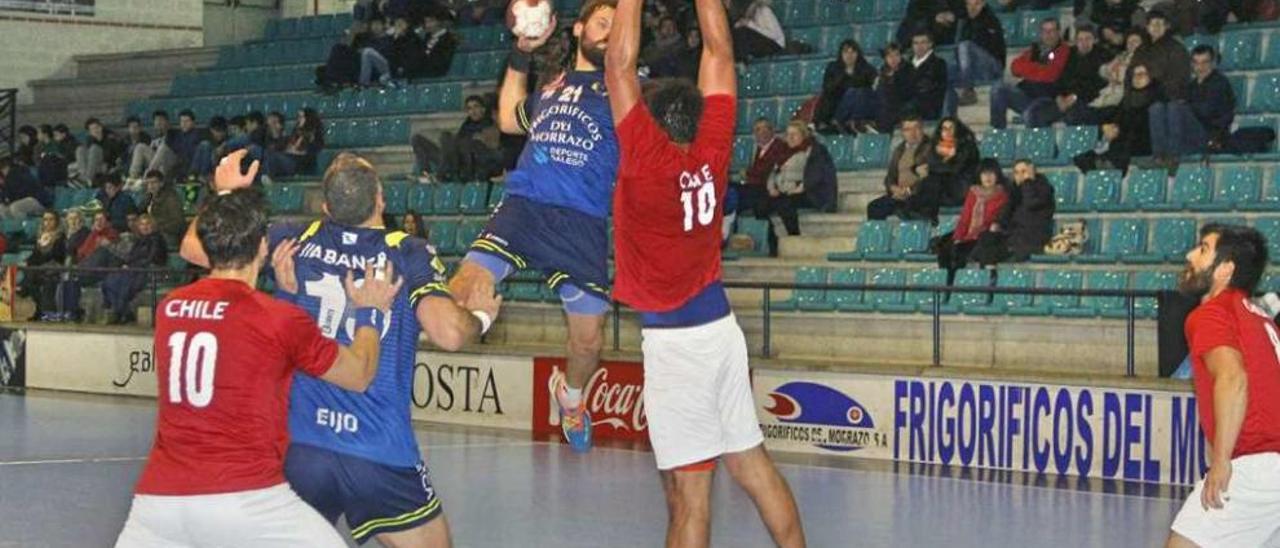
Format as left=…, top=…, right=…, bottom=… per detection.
left=0, top=0, right=204, bottom=103
left=281, top=0, right=356, bottom=17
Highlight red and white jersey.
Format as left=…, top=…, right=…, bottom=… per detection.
left=1186, top=288, right=1280, bottom=458
left=612, top=94, right=736, bottom=312
left=135, top=278, right=338, bottom=496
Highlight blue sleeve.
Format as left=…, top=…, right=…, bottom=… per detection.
left=402, top=236, right=451, bottom=308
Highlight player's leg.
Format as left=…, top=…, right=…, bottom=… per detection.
left=659, top=465, right=715, bottom=548
left=375, top=514, right=452, bottom=548
left=716, top=318, right=806, bottom=548
left=114, top=495, right=191, bottom=548
left=186, top=484, right=347, bottom=548
left=343, top=456, right=447, bottom=547
left=449, top=203, right=525, bottom=309
left=1168, top=453, right=1280, bottom=548
left=283, top=443, right=345, bottom=525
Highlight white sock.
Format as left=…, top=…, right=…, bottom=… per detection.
left=561, top=386, right=583, bottom=408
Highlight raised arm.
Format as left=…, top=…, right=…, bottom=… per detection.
left=499, top=15, right=558, bottom=135
left=696, top=0, right=736, bottom=97
left=604, top=0, right=643, bottom=124
left=180, top=150, right=258, bottom=268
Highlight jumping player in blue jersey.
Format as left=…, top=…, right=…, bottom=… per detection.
left=448, top=0, right=618, bottom=453
left=180, top=151, right=501, bottom=547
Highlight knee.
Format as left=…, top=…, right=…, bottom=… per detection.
left=567, top=324, right=603, bottom=358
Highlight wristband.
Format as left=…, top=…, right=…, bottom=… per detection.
left=471, top=310, right=493, bottom=335
left=217, top=189, right=232, bottom=196
left=354, top=307, right=384, bottom=333
left=509, top=48, right=532, bottom=74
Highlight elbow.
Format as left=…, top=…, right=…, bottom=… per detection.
left=432, top=323, right=469, bottom=352
left=349, top=375, right=374, bottom=393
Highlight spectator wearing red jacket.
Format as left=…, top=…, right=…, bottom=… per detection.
left=936, top=159, right=1008, bottom=285
left=989, top=18, right=1070, bottom=129
left=737, top=118, right=791, bottom=217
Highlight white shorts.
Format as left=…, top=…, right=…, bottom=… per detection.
left=1171, top=452, right=1280, bottom=548
left=641, top=313, right=764, bottom=471
left=114, top=483, right=347, bottom=548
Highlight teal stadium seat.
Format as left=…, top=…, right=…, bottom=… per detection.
left=898, top=221, right=935, bottom=261
left=382, top=181, right=409, bottom=216
left=1255, top=218, right=1280, bottom=261
left=849, top=0, right=875, bottom=22
left=966, top=268, right=1036, bottom=315
left=1045, top=171, right=1079, bottom=211
left=432, top=184, right=461, bottom=214
left=487, top=183, right=505, bottom=210
left=876, top=0, right=906, bottom=20
left=879, top=268, right=945, bottom=313
left=852, top=134, right=891, bottom=170
left=867, top=268, right=906, bottom=311
left=1055, top=125, right=1097, bottom=166
left=827, top=134, right=857, bottom=170
left=1009, top=270, right=1079, bottom=316
left=269, top=184, right=305, bottom=214
left=770, top=61, right=801, bottom=95
left=1055, top=271, right=1129, bottom=318
left=1214, top=166, right=1261, bottom=208
left=732, top=135, right=754, bottom=171
left=831, top=268, right=872, bottom=312
left=1173, top=166, right=1221, bottom=211
left=980, top=128, right=1016, bottom=163
left=943, top=269, right=991, bottom=314
left=740, top=65, right=768, bottom=98
left=800, top=61, right=825, bottom=94
left=1128, top=217, right=1196, bottom=263
left=1078, top=218, right=1146, bottom=263
left=1119, top=168, right=1167, bottom=211
left=1072, top=169, right=1121, bottom=212
left=427, top=220, right=459, bottom=255
left=1134, top=271, right=1176, bottom=318
left=774, top=267, right=831, bottom=311
left=829, top=219, right=890, bottom=261
left=1220, top=31, right=1262, bottom=71
left=1241, top=168, right=1280, bottom=211
left=459, top=182, right=488, bottom=214
left=455, top=220, right=486, bottom=254
left=1017, top=127, right=1057, bottom=164
left=733, top=218, right=770, bottom=257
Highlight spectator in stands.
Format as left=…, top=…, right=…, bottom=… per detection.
left=101, top=213, right=167, bottom=325
left=457, top=0, right=504, bottom=26
left=1089, top=28, right=1145, bottom=117
left=265, top=112, right=288, bottom=150
left=412, top=96, right=501, bottom=182
left=15, top=125, right=37, bottom=169
left=644, top=16, right=687, bottom=77
left=1090, top=0, right=1143, bottom=42
left=264, top=108, right=327, bottom=179
left=400, top=212, right=424, bottom=238
left=737, top=117, right=789, bottom=216
left=1150, top=44, right=1235, bottom=161
left=989, top=18, right=1070, bottom=129
left=803, top=128, right=839, bottom=213
left=672, top=27, right=703, bottom=81
left=1118, top=64, right=1160, bottom=157
left=75, top=210, right=118, bottom=264
left=814, top=40, right=878, bottom=135
left=1129, top=12, right=1189, bottom=103
left=191, top=115, right=229, bottom=181
left=64, top=209, right=88, bottom=260
left=353, top=0, right=386, bottom=22
left=732, top=0, right=786, bottom=62
left=765, top=121, right=817, bottom=237
left=0, top=157, right=51, bottom=220
left=937, top=159, right=1009, bottom=285
left=119, top=116, right=150, bottom=175
left=996, top=159, right=1055, bottom=262
left=20, top=211, right=66, bottom=321
left=1073, top=120, right=1131, bottom=174
left=953, top=0, right=1006, bottom=107
left=867, top=115, right=934, bottom=221
left=1041, top=25, right=1113, bottom=126
left=320, top=24, right=365, bottom=89
left=359, top=17, right=397, bottom=87
left=921, top=116, right=979, bottom=209
left=96, top=174, right=137, bottom=233
left=75, top=118, right=121, bottom=187
left=897, top=0, right=960, bottom=48
left=875, top=43, right=912, bottom=132
left=140, top=171, right=185, bottom=246
left=904, top=31, right=949, bottom=121
left=127, top=110, right=181, bottom=188
left=400, top=6, right=461, bottom=79
left=40, top=124, right=77, bottom=187
left=171, top=110, right=205, bottom=177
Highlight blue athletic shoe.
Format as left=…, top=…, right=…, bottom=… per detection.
left=556, top=382, right=593, bottom=453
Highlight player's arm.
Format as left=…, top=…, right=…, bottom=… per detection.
left=499, top=14, right=558, bottom=135
left=415, top=293, right=501, bottom=351
left=695, top=0, right=736, bottom=98
left=318, top=264, right=403, bottom=392
left=1201, top=345, right=1248, bottom=509
left=603, top=0, right=642, bottom=124
left=179, top=149, right=260, bottom=268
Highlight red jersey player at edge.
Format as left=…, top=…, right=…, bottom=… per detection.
left=603, top=0, right=804, bottom=546
left=115, top=151, right=404, bottom=548
left=1167, top=223, right=1280, bottom=548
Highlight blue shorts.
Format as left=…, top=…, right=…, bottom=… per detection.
left=467, top=194, right=611, bottom=307
left=284, top=443, right=442, bottom=544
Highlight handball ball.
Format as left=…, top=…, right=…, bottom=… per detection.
left=507, top=0, right=554, bottom=40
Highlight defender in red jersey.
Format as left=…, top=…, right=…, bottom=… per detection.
left=115, top=159, right=403, bottom=548
left=1168, top=223, right=1280, bottom=548
left=604, top=0, right=805, bottom=546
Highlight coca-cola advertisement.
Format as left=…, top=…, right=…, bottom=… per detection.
left=532, top=357, right=649, bottom=442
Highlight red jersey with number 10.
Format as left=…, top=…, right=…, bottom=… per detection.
left=135, top=278, right=338, bottom=496
left=613, top=94, right=736, bottom=312
left=1186, top=288, right=1280, bottom=458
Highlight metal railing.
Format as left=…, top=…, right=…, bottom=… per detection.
left=10, top=264, right=198, bottom=322
left=0, top=89, right=15, bottom=159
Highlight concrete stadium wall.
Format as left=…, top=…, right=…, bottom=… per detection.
left=281, top=0, right=355, bottom=18
left=0, top=0, right=204, bottom=104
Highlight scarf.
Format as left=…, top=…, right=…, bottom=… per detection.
left=967, top=184, right=1001, bottom=237
left=936, top=136, right=956, bottom=159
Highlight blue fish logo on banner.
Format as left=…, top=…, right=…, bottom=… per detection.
left=765, top=382, right=876, bottom=452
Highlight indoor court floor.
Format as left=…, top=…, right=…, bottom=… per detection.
left=0, top=390, right=1187, bottom=547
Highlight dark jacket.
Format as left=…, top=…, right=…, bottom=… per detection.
left=1089, top=0, right=1141, bottom=32
left=1131, top=34, right=1191, bottom=101
left=901, top=0, right=963, bottom=45
left=903, top=53, right=949, bottom=120
left=876, top=63, right=913, bottom=129
left=1059, top=46, right=1113, bottom=105
left=957, top=6, right=1006, bottom=66
left=3, top=167, right=52, bottom=208
left=400, top=29, right=459, bottom=79
left=815, top=58, right=877, bottom=125
left=125, top=232, right=168, bottom=268
left=999, top=174, right=1056, bottom=260
left=803, top=141, right=839, bottom=212
left=66, top=227, right=89, bottom=260
left=144, top=185, right=186, bottom=247
left=745, top=137, right=789, bottom=187
left=98, top=190, right=139, bottom=233
left=172, top=128, right=205, bottom=164
left=1188, top=70, right=1236, bottom=142
left=926, top=136, right=979, bottom=207
left=1012, top=42, right=1071, bottom=97
left=1118, top=82, right=1164, bottom=157
left=27, top=233, right=65, bottom=267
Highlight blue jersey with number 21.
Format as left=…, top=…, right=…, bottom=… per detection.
left=268, top=220, right=449, bottom=468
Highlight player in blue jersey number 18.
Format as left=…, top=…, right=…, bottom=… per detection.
left=449, top=0, right=619, bottom=454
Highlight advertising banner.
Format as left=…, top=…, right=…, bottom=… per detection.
left=0, top=327, right=24, bottom=389
left=754, top=371, right=1209, bottom=486
left=532, top=357, right=649, bottom=442
left=25, top=330, right=155, bottom=396
left=410, top=351, right=533, bottom=430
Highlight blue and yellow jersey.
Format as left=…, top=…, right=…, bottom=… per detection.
left=506, top=70, right=619, bottom=219
left=269, top=220, right=449, bottom=468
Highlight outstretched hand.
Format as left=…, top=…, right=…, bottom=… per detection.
left=271, top=239, right=300, bottom=294
left=214, top=149, right=259, bottom=192
left=516, top=13, right=557, bottom=53
left=346, top=262, right=404, bottom=313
